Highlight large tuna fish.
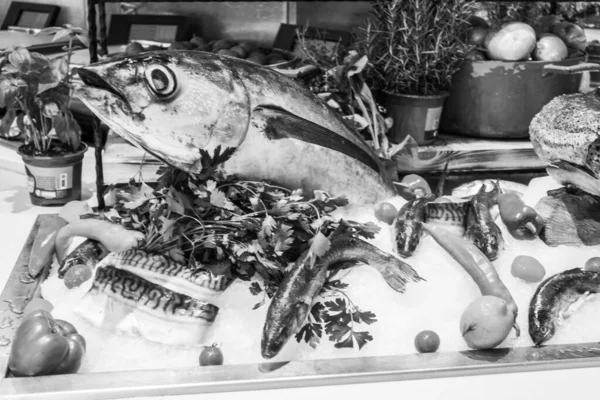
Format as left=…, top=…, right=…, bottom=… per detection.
left=76, top=51, right=396, bottom=205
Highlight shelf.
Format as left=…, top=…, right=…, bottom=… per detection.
left=100, top=131, right=546, bottom=184
left=393, top=133, right=545, bottom=174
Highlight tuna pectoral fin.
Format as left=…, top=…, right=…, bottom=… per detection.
left=253, top=106, right=381, bottom=173
left=375, top=258, right=425, bottom=293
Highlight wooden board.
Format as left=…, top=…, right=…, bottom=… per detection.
left=393, top=134, right=546, bottom=174
left=3, top=216, right=600, bottom=399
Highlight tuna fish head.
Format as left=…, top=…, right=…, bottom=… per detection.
left=261, top=301, right=309, bottom=359
left=76, top=51, right=250, bottom=172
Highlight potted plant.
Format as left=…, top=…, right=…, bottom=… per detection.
left=0, top=25, right=89, bottom=206
left=362, top=0, right=475, bottom=145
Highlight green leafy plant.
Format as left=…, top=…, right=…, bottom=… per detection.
left=475, top=2, right=600, bottom=27
left=101, top=147, right=382, bottom=351
left=0, top=25, right=89, bottom=156
left=295, top=27, right=397, bottom=159
left=361, top=0, right=476, bottom=96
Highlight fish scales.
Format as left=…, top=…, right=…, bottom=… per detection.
left=261, top=234, right=423, bottom=359
left=99, top=250, right=230, bottom=292
left=395, top=195, right=434, bottom=258
left=92, top=266, right=219, bottom=321
left=465, top=183, right=503, bottom=261
left=59, top=239, right=106, bottom=278
left=76, top=51, right=396, bottom=205
left=529, top=268, right=600, bottom=346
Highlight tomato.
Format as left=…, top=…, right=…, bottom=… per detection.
left=63, top=264, right=93, bottom=289
left=199, top=343, right=224, bottom=366
left=22, top=298, right=54, bottom=317
left=511, top=255, right=545, bottom=283
left=584, top=257, right=600, bottom=272
left=374, top=202, right=398, bottom=225
left=414, top=330, right=440, bottom=353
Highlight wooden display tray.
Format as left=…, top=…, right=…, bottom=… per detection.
left=2, top=215, right=600, bottom=399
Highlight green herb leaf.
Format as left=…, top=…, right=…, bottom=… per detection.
left=310, top=302, right=324, bottom=323
left=352, top=310, right=377, bottom=325
left=295, top=323, right=322, bottom=349
left=309, top=232, right=330, bottom=258
left=272, top=222, right=294, bottom=256
left=323, top=279, right=349, bottom=290
left=249, top=281, right=263, bottom=296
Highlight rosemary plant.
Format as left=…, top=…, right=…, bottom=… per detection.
left=361, top=0, right=476, bottom=96
left=476, top=1, right=600, bottom=26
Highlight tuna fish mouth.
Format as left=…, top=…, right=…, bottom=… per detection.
left=78, top=67, right=129, bottom=106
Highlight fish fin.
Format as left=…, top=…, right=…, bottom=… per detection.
left=376, top=257, right=425, bottom=293
left=294, top=301, right=310, bottom=332
left=547, top=161, right=600, bottom=197
left=551, top=160, right=599, bottom=178
left=253, top=106, right=382, bottom=174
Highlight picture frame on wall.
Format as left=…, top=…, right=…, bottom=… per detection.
left=1, top=1, right=60, bottom=30
left=272, top=23, right=352, bottom=59
left=107, top=14, right=192, bottom=45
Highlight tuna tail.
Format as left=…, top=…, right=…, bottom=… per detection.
left=377, top=257, right=425, bottom=293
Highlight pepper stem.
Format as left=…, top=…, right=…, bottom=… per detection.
left=524, top=222, right=538, bottom=236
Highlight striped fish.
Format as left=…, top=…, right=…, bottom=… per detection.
left=76, top=51, right=397, bottom=205
left=97, top=249, right=230, bottom=300
left=91, top=266, right=219, bottom=323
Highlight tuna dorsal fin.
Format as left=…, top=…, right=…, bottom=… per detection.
left=253, top=106, right=381, bottom=173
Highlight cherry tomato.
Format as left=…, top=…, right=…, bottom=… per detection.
left=511, top=255, right=545, bottom=283
left=374, top=202, right=398, bottom=225
left=63, top=264, right=93, bottom=289
left=22, top=298, right=53, bottom=317
left=585, top=257, right=600, bottom=272
left=414, top=330, right=440, bottom=353
left=199, top=343, right=224, bottom=366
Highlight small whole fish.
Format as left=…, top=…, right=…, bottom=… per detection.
left=261, top=234, right=424, bottom=359
left=395, top=194, right=435, bottom=258
left=529, top=268, right=600, bottom=346
left=465, top=182, right=503, bottom=261
left=424, top=198, right=470, bottom=236
left=76, top=51, right=396, bottom=205
left=58, top=239, right=107, bottom=278
left=96, top=249, right=232, bottom=299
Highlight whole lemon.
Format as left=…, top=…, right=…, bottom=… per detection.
left=460, top=295, right=514, bottom=350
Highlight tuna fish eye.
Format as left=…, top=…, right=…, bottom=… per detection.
left=145, top=65, right=177, bottom=98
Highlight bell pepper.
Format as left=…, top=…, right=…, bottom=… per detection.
left=400, top=174, right=432, bottom=199
left=8, top=310, right=86, bottom=377
left=497, top=192, right=545, bottom=240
